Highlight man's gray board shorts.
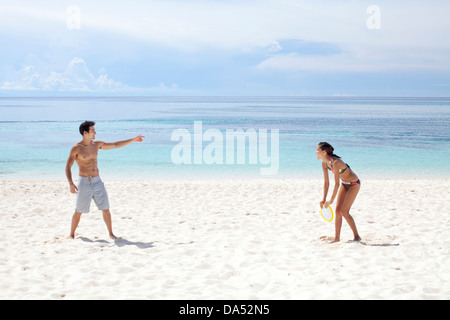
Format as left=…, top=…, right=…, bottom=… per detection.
left=75, top=176, right=110, bottom=213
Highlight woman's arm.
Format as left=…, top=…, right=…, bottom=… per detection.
left=320, top=162, right=330, bottom=208
left=325, top=172, right=340, bottom=207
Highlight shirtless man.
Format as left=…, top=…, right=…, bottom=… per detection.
left=65, top=121, right=144, bottom=239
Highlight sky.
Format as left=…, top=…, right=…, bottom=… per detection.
left=0, top=0, right=449, bottom=96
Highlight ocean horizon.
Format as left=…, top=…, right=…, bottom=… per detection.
left=1, top=96, right=449, bottom=180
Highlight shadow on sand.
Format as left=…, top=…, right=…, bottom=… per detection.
left=359, top=241, right=400, bottom=247
left=79, top=236, right=155, bottom=249
left=114, top=238, right=156, bottom=249
left=320, top=236, right=400, bottom=247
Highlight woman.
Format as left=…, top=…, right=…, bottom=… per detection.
left=316, top=142, right=361, bottom=243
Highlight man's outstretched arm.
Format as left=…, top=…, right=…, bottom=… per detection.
left=97, top=135, right=145, bottom=150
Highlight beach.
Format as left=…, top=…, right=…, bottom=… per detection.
left=1, top=178, right=449, bottom=300
left=2, top=0, right=450, bottom=303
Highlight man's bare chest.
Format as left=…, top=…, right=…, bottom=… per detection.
left=77, top=145, right=98, bottom=161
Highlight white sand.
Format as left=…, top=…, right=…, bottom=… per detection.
left=1, top=178, right=449, bottom=300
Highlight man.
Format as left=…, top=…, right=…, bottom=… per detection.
left=65, top=121, right=144, bottom=239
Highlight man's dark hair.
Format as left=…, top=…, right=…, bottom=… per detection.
left=79, top=121, right=96, bottom=136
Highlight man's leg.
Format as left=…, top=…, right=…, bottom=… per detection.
left=102, top=209, right=117, bottom=240
left=70, top=211, right=82, bottom=239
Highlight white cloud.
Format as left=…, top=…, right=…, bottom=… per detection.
left=0, top=65, right=41, bottom=91
left=256, top=51, right=450, bottom=73
left=0, top=57, right=184, bottom=94
left=1, top=57, right=127, bottom=92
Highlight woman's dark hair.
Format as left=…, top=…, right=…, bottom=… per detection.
left=318, top=142, right=340, bottom=158
left=79, top=121, right=96, bottom=136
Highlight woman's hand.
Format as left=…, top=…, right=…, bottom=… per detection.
left=324, top=200, right=333, bottom=208
left=320, top=200, right=325, bottom=209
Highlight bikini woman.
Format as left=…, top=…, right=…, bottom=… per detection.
left=316, top=142, right=361, bottom=243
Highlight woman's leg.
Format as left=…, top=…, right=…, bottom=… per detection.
left=333, top=184, right=361, bottom=242
left=333, top=185, right=347, bottom=242
left=338, top=184, right=361, bottom=241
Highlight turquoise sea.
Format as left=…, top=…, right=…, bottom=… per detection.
left=0, top=96, right=449, bottom=179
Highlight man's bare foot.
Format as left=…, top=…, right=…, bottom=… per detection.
left=109, top=234, right=118, bottom=240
